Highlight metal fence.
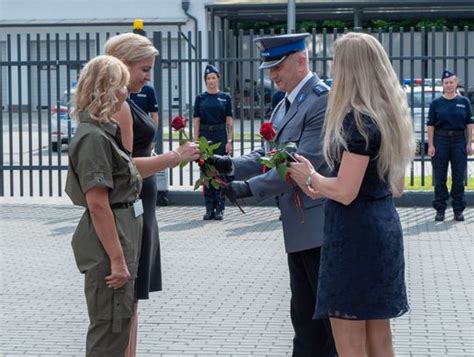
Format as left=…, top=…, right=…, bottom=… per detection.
left=1, top=27, right=473, bottom=196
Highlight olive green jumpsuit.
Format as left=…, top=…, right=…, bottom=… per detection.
left=66, top=112, right=143, bottom=356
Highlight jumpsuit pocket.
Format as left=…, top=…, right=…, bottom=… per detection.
left=85, top=271, right=135, bottom=322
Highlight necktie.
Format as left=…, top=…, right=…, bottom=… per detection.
left=285, top=98, right=291, bottom=114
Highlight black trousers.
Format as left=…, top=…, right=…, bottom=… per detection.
left=288, top=247, right=336, bottom=357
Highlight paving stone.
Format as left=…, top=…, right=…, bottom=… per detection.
left=0, top=202, right=472, bottom=356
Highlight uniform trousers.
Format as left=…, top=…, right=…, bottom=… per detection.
left=432, top=133, right=467, bottom=213
left=287, top=247, right=336, bottom=357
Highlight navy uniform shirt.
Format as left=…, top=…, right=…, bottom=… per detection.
left=193, top=91, right=233, bottom=125
left=427, top=95, right=473, bottom=130
left=130, top=85, right=158, bottom=115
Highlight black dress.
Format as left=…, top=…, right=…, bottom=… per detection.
left=128, top=98, right=162, bottom=299
left=314, top=112, right=409, bottom=320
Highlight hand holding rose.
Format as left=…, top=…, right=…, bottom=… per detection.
left=288, top=154, right=321, bottom=199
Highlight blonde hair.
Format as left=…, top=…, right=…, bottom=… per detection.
left=323, top=32, right=416, bottom=192
left=104, top=33, right=158, bottom=64
left=72, top=55, right=130, bottom=123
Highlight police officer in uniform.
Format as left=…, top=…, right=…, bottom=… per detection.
left=193, top=64, right=234, bottom=220
left=65, top=55, right=199, bottom=356
left=427, top=69, right=473, bottom=221
left=209, top=34, right=336, bottom=356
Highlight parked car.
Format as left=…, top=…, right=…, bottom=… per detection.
left=405, top=85, right=443, bottom=154
left=50, top=87, right=77, bottom=152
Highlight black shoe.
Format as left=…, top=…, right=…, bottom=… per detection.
left=214, top=210, right=224, bottom=221
left=435, top=210, right=445, bottom=221
left=454, top=212, right=464, bottom=221
left=203, top=209, right=214, bottom=220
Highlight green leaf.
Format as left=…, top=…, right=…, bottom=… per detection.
left=277, top=163, right=288, bottom=180
left=209, top=142, right=221, bottom=151
left=210, top=179, right=221, bottom=190
left=258, top=157, right=275, bottom=168
left=194, top=177, right=203, bottom=191
left=199, top=136, right=209, bottom=151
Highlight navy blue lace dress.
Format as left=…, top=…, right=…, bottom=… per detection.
left=314, top=112, right=409, bottom=320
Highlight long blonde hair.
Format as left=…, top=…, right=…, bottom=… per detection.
left=323, top=32, right=416, bottom=192
left=104, top=33, right=158, bottom=64
left=72, top=55, right=130, bottom=123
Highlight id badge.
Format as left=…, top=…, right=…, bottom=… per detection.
left=133, top=199, right=144, bottom=217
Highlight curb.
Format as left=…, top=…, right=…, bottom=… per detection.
left=163, top=191, right=474, bottom=207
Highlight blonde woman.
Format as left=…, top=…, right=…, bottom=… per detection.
left=288, top=32, right=416, bottom=356
left=66, top=55, right=199, bottom=357
left=104, top=33, right=163, bottom=356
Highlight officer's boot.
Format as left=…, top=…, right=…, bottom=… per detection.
left=203, top=207, right=214, bottom=220
left=435, top=210, right=445, bottom=221
left=214, top=209, right=224, bottom=221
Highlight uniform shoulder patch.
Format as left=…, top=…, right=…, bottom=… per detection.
left=312, top=82, right=330, bottom=96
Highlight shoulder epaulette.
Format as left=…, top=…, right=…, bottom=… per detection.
left=312, top=81, right=330, bottom=96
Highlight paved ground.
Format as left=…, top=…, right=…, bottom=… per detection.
left=0, top=198, right=472, bottom=356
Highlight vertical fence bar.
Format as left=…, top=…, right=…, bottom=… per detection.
left=153, top=31, right=163, bottom=156
left=36, top=33, right=43, bottom=196
left=46, top=33, right=53, bottom=196
left=177, top=31, right=183, bottom=185
left=167, top=31, right=173, bottom=185
left=249, top=29, right=256, bottom=152
left=26, top=34, right=33, bottom=195
left=442, top=27, right=447, bottom=72
left=409, top=27, right=415, bottom=186
left=0, top=33, right=4, bottom=196
left=453, top=26, right=458, bottom=75
left=187, top=30, right=194, bottom=185
left=55, top=33, right=62, bottom=195
left=7, top=35, right=14, bottom=196
left=17, top=34, right=24, bottom=195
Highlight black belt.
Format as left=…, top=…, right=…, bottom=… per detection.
left=435, top=129, right=465, bottom=137
left=200, top=123, right=225, bottom=131
left=110, top=201, right=135, bottom=209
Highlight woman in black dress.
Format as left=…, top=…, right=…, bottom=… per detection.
left=289, top=32, right=416, bottom=356
left=104, top=33, right=162, bottom=356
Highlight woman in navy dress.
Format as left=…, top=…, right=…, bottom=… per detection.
left=289, top=32, right=416, bottom=356
left=193, top=64, right=234, bottom=220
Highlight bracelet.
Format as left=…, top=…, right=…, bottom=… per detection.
left=305, top=171, right=317, bottom=188
left=170, top=150, right=182, bottom=167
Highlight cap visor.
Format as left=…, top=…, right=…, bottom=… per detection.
left=259, top=56, right=287, bottom=70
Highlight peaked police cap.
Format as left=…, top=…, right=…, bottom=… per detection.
left=254, top=33, right=309, bottom=70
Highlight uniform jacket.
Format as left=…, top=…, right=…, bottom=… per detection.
left=233, top=74, right=330, bottom=253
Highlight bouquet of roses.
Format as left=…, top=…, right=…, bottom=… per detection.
left=193, top=137, right=227, bottom=191
left=258, top=121, right=303, bottom=222
left=171, top=115, right=227, bottom=191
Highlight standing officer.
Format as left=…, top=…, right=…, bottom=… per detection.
left=193, top=64, right=234, bottom=221
left=427, top=69, right=473, bottom=221
left=209, top=34, right=336, bottom=356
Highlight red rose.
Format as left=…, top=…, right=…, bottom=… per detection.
left=171, top=115, right=187, bottom=131
left=260, top=122, right=276, bottom=141
left=197, top=159, right=205, bottom=167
